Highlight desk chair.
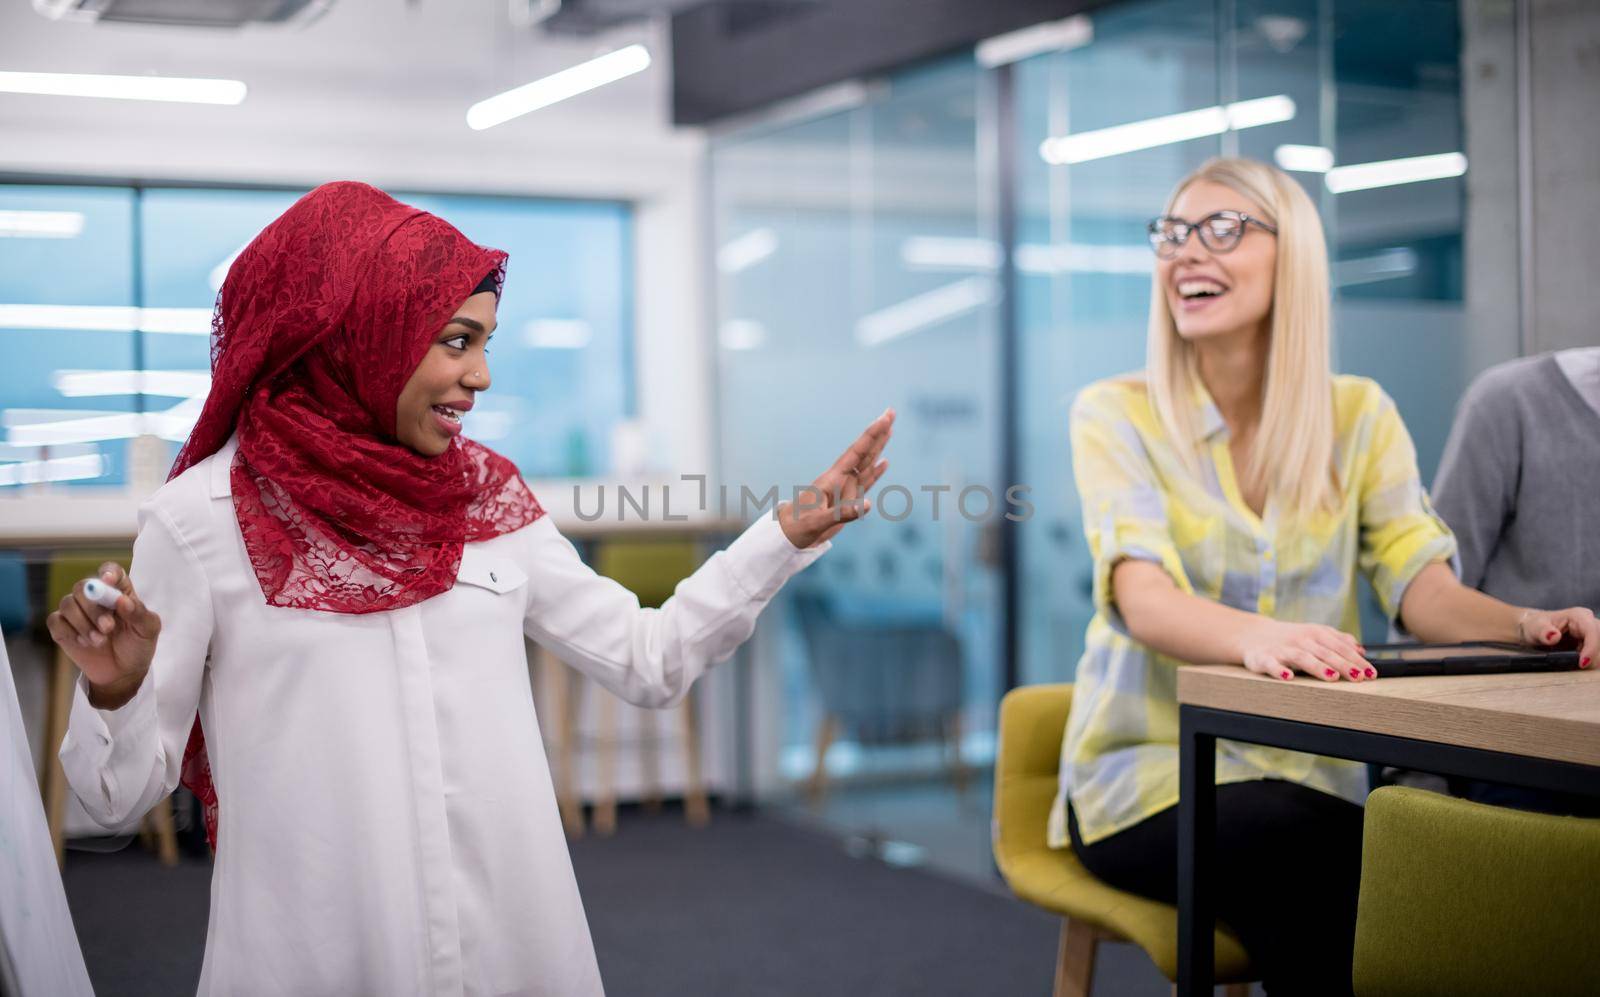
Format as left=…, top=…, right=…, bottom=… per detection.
left=1354, top=785, right=1600, bottom=996
left=792, top=590, right=966, bottom=804
left=545, top=539, right=710, bottom=837
left=43, top=553, right=178, bottom=868
left=994, top=684, right=1253, bottom=996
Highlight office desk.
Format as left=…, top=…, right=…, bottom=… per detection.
left=1173, top=665, right=1600, bottom=996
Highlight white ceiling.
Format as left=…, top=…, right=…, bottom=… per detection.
left=0, top=0, right=701, bottom=194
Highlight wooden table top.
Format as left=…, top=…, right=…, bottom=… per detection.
left=1177, top=664, right=1600, bottom=769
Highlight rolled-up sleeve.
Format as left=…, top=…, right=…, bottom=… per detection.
left=1357, top=393, right=1458, bottom=620
left=1070, top=388, right=1192, bottom=635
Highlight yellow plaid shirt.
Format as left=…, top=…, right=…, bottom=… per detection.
left=1049, top=373, right=1457, bottom=847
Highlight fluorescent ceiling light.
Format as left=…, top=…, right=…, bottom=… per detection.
left=51, top=369, right=211, bottom=398
left=5, top=411, right=145, bottom=446
left=522, top=319, right=592, bottom=349
left=717, top=228, right=779, bottom=274
left=4, top=397, right=202, bottom=446
left=467, top=44, right=650, bottom=130
left=719, top=320, right=766, bottom=351
left=976, top=15, right=1093, bottom=68
left=137, top=307, right=213, bottom=334
left=0, top=441, right=96, bottom=461
left=1335, top=247, right=1419, bottom=287
left=1040, top=95, right=1295, bottom=165
left=0, top=210, right=84, bottom=238
left=1015, top=243, right=1150, bottom=275
left=1256, top=15, right=1310, bottom=52
left=0, top=304, right=212, bottom=334
left=899, top=236, right=1148, bottom=276
left=1326, top=152, right=1467, bottom=193
left=1274, top=144, right=1334, bottom=173
left=0, top=70, right=246, bottom=105
left=855, top=277, right=995, bottom=348
left=28, top=0, right=80, bottom=20
left=0, top=453, right=105, bottom=487
left=901, top=236, right=1002, bottom=271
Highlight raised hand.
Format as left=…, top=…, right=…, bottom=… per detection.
left=778, top=408, right=895, bottom=549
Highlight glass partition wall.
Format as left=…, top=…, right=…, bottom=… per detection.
left=0, top=185, right=634, bottom=489
left=712, top=60, right=1005, bottom=878
left=709, top=0, right=1519, bottom=886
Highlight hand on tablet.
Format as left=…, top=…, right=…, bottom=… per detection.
left=1238, top=620, right=1374, bottom=682
left=1516, top=606, right=1598, bottom=670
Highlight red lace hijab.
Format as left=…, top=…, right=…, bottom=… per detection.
left=169, top=181, right=546, bottom=844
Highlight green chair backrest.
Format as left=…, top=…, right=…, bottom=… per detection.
left=593, top=540, right=701, bottom=610
left=1354, top=785, right=1600, bottom=996
left=45, top=551, right=134, bottom=613
left=993, top=683, right=1072, bottom=872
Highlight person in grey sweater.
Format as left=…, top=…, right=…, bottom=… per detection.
left=1431, top=347, right=1600, bottom=814
left=1434, top=348, right=1600, bottom=614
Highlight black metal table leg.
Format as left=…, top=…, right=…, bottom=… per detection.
left=1178, top=706, right=1216, bottom=997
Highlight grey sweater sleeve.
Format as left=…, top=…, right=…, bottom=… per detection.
left=1431, top=369, right=1521, bottom=590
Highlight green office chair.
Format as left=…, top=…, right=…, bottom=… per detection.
left=993, top=684, right=1253, bottom=996
left=1354, top=785, right=1600, bottom=996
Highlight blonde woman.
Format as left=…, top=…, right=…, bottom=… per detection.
left=1049, top=157, right=1598, bottom=995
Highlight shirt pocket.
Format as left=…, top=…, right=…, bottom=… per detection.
left=452, top=547, right=530, bottom=636
left=455, top=547, right=528, bottom=595
left=433, top=548, right=533, bottom=691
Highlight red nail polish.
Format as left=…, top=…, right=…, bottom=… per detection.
left=1281, top=670, right=1292, bottom=680
left=1583, top=658, right=1592, bottom=668
left=1548, top=631, right=1560, bottom=641
left=1325, top=668, right=1336, bottom=678
left=1365, top=667, right=1376, bottom=678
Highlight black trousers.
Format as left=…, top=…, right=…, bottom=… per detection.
left=1068, top=779, right=1364, bottom=996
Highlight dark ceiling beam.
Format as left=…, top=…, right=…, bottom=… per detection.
left=669, top=0, right=1119, bottom=126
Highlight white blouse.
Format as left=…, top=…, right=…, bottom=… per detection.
left=60, top=436, right=826, bottom=996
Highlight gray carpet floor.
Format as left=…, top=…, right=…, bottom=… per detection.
left=62, top=808, right=1191, bottom=996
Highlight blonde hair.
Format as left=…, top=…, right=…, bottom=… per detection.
left=1146, top=156, right=1337, bottom=515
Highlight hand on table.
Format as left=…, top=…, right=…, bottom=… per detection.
left=1239, top=619, right=1374, bottom=683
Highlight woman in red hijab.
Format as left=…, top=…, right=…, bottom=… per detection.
left=47, top=181, right=892, bottom=996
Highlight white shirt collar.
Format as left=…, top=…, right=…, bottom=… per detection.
left=208, top=433, right=240, bottom=499
left=1554, top=347, right=1600, bottom=420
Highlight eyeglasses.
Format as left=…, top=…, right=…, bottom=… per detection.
left=1146, top=210, right=1277, bottom=258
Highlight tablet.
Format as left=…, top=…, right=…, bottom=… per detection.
left=1362, top=641, right=1580, bottom=677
